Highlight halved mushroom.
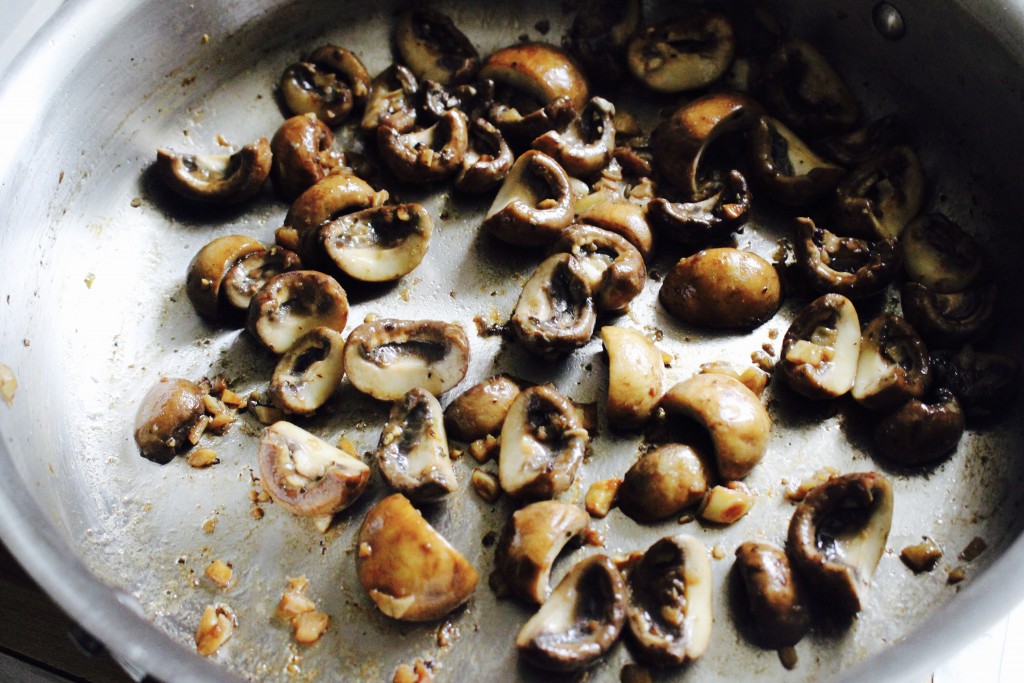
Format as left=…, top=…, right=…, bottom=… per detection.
left=319, top=203, right=432, bottom=282
left=378, top=109, right=470, bottom=183
left=269, top=114, right=343, bottom=201
left=659, top=247, right=781, bottom=330
left=650, top=92, right=763, bottom=199
left=343, top=319, right=470, bottom=401
left=186, top=235, right=265, bottom=320
left=624, top=535, right=713, bottom=666
left=794, top=217, right=903, bottom=299
left=626, top=12, right=736, bottom=93
left=454, top=117, right=514, bottom=193
left=279, top=45, right=370, bottom=126
left=156, top=138, right=271, bottom=205
left=786, top=472, right=893, bottom=615
left=660, top=374, right=770, bottom=479
left=134, top=378, right=207, bottom=463
left=510, top=253, right=597, bottom=357
left=222, top=246, right=303, bottom=312
left=901, top=282, right=997, bottom=348
left=375, top=388, right=457, bottom=502
left=269, top=327, right=346, bottom=415
left=748, top=116, right=845, bottom=206
left=394, top=8, right=479, bottom=86
left=361, top=64, right=420, bottom=134
left=246, top=270, right=349, bottom=354
left=646, top=170, right=751, bottom=247
left=578, top=200, right=654, bottom=261
left=779, top=294, right=861, bottom=400
left=496, top=500, right=590, bottom=604
left=498, top=384, right=589, bottom=499
left=444, top=374, right=524, bottom=442
left=550, top=224, right=645, bottom=313
left=901, top=214, right=983, bottom=293
left=816, top=115, right=905, bottom=168
left=569, top=0, right=642, bottom=84
left=480, top=43, right=590, bottom=115
left=284, top=173, right=383, bottom=264
left=874, top=389, right=965, bottom=465
left=834, top=145, right=925, bottom=240
left=482, top=150, right=575, bottom=246
left=931, top=346, right=1021, bottom=420
left=601, top=326, right=664, bottom=429
left=618, top=444, right=710, bottom=522
left=515, top=554, right=626, bottom=672
left=357, top=493, right=478, bottom=621
left=851, top=313, right=931, bottom=411
left=258, top=421, right=371, bottom=519
left=532, top=97, right=616, bottom=178
left=758, top=38, right=859, bottom=136
left=733, top=541, right=810, bottom=649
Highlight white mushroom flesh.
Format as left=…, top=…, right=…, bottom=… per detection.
left=322, top=203, right=432, bottom=282
left=270, top=327, right=346, bottom=415
left=269, top=421, right=368, bottom=491
left=376, top=388, right=457, bottom=502
left=781, top=294, right=861, bottom=399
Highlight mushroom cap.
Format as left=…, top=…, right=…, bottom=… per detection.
left=902, top=213, right=983, bottom=293
left=626, top=11, right=736, bottom=93
left=646, top=170, right=752, bottom=248
left=618, top=444, right=710, bottom=522
left=443, top=374, right=524, bottom=442
left=510, top=253, right=597, bottom=357
left=246, top=270, right=349, bottom=354
left=550, top=224, right=645, bottom=313
left=834, top=144, right=924, bottom=240
left=279, top=45, right=370, bottom=125
left=155, top=138, right=271, bottom=205
left=733, top=541, right=810, bottom=649
left=482, top=150, right=575, bottom=247
left=531, top=96, right=616, bottom=177
left=901, top=282, right=997, bottom=348
left=357, top=493, right=479, bottom=621
left=394, top=8, right=480, bottom=86
left=320, top=203, right=432, bottom=282
left=133, top=378, right=207, bottom=463
left=747, top=116, right=845, bottom=206
left=578, top=200, right=654, bottom=260
left=778, top=293, right=861, bottom=400
left=186, top=235, right=265, bottom=320
left=874, top=389, right=965, bottom=465
left=270, top=114, right=342, bottom=201
left=480, top=43, right=589, bottom=111
left=600, top=326, right=664, bottom=429
left=375, top=388, right=458, bottom=502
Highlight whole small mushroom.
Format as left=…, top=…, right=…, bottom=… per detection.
left=285, top=173, right=383, bottom=264
left=134, top=378, right=207, bottom=463
left=875, top=389, right=965, bottom=465
left=156, top=138, right=271, bottom=205
left=375, top=388, right=457, bottom=502
left=733, top=541, right=810, bottom=649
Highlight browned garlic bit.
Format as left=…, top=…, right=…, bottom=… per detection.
left=375, top=388, right=457, bottom=502
left=600, top=326, right=664, bottom=429
left=156, top=139, right=271, bottom=205
left=134, top=378, right=207, bottom=463
left=0, top=363, right=15, bottom=406
left=698, top=482, right=754, bottom=525
left=276, top=576, right=330, bottom=645
left=269, top=327, right=346, bottom=415
left=734, top=541, right=810, bottom=648
left=357, top=494, right=479, bottom=621
left=204, top=559, right=233, bottom=589
left=196, top=604, right=236, bottom=656
left=470, top=469, right=501, bottom=503
left=585, top=478, right=622, bottom=519
left=900, top=538, right=943, bottom=574
left=246, top=270, right=349, bottom=354
left=779, top=294, right=861, bottom=400
left=443, top=374, right=523, bottom=442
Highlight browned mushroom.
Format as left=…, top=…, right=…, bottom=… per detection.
left=185, top=235, right=265, bottom=320
left=646, top=170, right=751, bottom=247
left=834, top=145, right=924, bottom=240
left=375, top=388, right=457, bottom=502
left=577, top=200, right=654, bottom=260
left=454, top=117, right=514, bottom=193
left=793, top=217, right=903, bottom=299
left=786, top=472, right=893, bottom=615
left=443, top=374, right=524, bottom=442
left=901, top=282, right=997, bottom=348
left=394, top=8, right=479, bottom=86
left=618, top=444, right=710, bottom=522
left=733, top=541, right=810, bottom=649
left=482, top=150, right=575, bottom=246
left=510, top=253, right=596, bottom=357
left=626, top=11, right=736, bottom=93
left=480, top=42, right=589, bottom=115
left=222, top=246, right=303, bottom=313
left=851, top=313, right=931, bottom=411
left=532, top=96, right=616, bottom=178
left=361, top=64, right=420, bottom=134
left=931, top=346, right=1021, bottom=420
left=874, top=389, right=965, bottom=465
left=901, top=214, right=983, bottom=293
left=269, top=114, right=343, bottom=201
left=155, top=139, right=271, bottom=205
left=357, top=493, right=479, bottom=621
left=377, top=109, right=470, bottom=183
left=600, top=326, right=664, bottom=429
left=569, top=0, right=642, bottom=84
left=778, top=294, right=861, bottom=400
left=134, top=378, right=207, bottom=463
left=319, top=203, right=432, bottom=282
left=269, top=327, right=347, bottom=415
left=816, top=115, right=905, bottom=168
left=747, top=116, right=845, bottom=205
left=246, top=270, right=349, bottom=354
left=284, top=173, right=384, bottom=264
left=279, top=45, right=370, bottom=126
left=549, top=224, right=645, bottom=313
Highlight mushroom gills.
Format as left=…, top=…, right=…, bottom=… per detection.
left=511, top=253, right=597, bottom=356
left=223, top=247, right=302, bottom=312
left=376, top=388, right=457, bottom=502
left=270, top=327, right=346, bottom=415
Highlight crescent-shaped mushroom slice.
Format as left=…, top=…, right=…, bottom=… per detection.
left=258, top=421, right=371, bottom=521
left=779, top=294, right=861, bottom=400
left=747, top=116, right=845, bottom=206
left=186, top=235, right=265, bottom=320
left=626, top=11, right=736, bottom=93
left=901, top=282, right=997, bottom=348
left=496, top=500, right=590, bottom=604
left=320, top=203, right=432, bottom=282
left=515, top=554, right=626, bottom=672
left=786, top=472, right=893, bottom=615
left=343, top=319, right=470, bottom=401
left=378, top=108, right=470, bottom=183
left=733, top=541, right=810, bottom=649
left=624, top=535, right=713, bottom=666
left=156, top=138, right=271, bottom=205
left=498, top=385, right=589, bottom=499
left=481, top=43, right=590, bottom=114
left=454, top=117, right=515, bottom=193
left=357, top=493, right=479, bottom=622
left=600, top=326, right=664, bottom=429
left=279, top=45, right=370, bottom=125
left=851, top=314, right=931, bottom=411
left=375, top=388, right=457, bottom=502
left=269, top=327, right=346, bottom=415
left=532, top=96, right=617, bottom=177
left=646, top=170, right=751, bottom=248
left=482, top=150, right=575, bottom=246
left=511, top=253, right=597, bottom=357
left=361, top=64, right=419, bottom=134
left=246, top=270, right=349, bottom=354
left=222, top=246, right=303, bottom=313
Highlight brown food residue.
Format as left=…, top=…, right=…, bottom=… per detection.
left=900, top=538, right=943, bottom=574
left=959, top=536, right=987, bottom=562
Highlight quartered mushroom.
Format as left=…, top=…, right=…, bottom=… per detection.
left=834, top=145, right=925, bottom=240
left=269, top=114, right=343, bottom=201
left=794, top=217, right=903, bottom=299
left=454, top=117, right=514, bottom=193
left=600, top=326, right=664, bottom=429
left=931, top=346, right=1021, bottom=420
left=515, top=554, right=626, bottom=672
left=258, top=421, right=371, bottom=522
left=222, top=246, right=303, bottom=312
left=816, top=115, right=905, bottom=168
left=134, top=378, right=207, bottom=463
left=444, top=374, right=524, bottom=442
left=646, top=170, right=751, bottom=247
left=186, top=235, right=265, bottom=320
left=660, top=247, right=781, bottom=330
left=498, top=384, right=589, bottom=499
left=550, top=224, right=645, bottom=313
left=343, top=319, right=470, bottom=401
left=357, top=493, right=479, bottom=621
left=874, top=388, right=965, bottom=465
left=786, top=472, right=893, bottom=615
left=779, top=294, right=861, bottom=400
left=901, top=282, right=997, bottom=347
left=496, top=500, right=590, bottom=604
left=156, top=138, right=271, bottom=205
left=733, top=541, right=810, bottom=649
left=758, top=38, right=859, bottom=136
left=532, top=96, right=616, bottom=178
left=747, top=116, right=845, bottom=206
left=660, top=374, right=771, bottom=480
left=246, top=270, right=349, bottom=354
left=269, top=327, right=346, bottom=415
left=375, top=388, right=457, bottom=502
left=578, top=200, right=654, bottom=261
left=569, top=0, right=642, bottom=84
left=650, top=92, right=762, bottom=199
left=624, top=535, right=713, bottom=666
left=378, top=108, right=470, bottom=183
left=901, top=214, right=983, bottom=293
left=394, top=8, right=479, bottom=85
left=284, top=173, right=384, bottom=264
left=510, top=253, right=597, bottom=357
left=279, top=45, right=371, bottom=126
left=482, top=150, right=575, bottom=246
left=361, top=64, right=420, bottom=134
left=626, top=11, right=736, bottom=93
left=618, top=444, right=710, bottom=522
left=851, top=313, right=931, bottom=411
left=319, top=203, right=432, bottom=282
